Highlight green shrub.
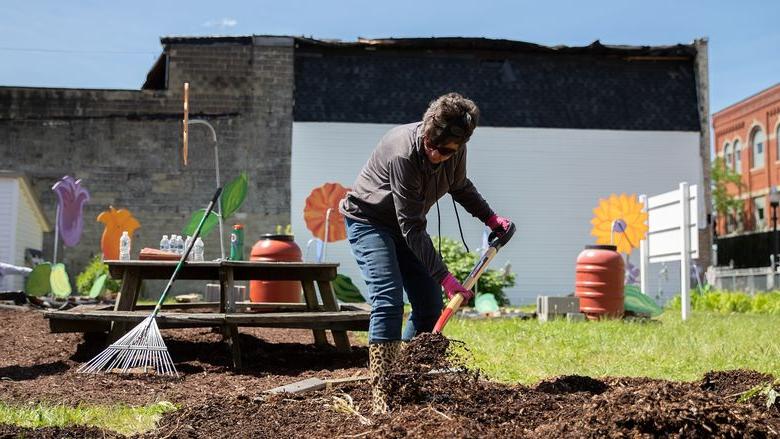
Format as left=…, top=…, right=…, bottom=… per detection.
left=434, top=236, right=515, bottom=306
left=667, top=290, right=780, bottom=315
left=75, top=255, right=120, bottom=296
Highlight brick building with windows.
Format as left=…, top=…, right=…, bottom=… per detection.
left=713, top=83, right=780, bottom=236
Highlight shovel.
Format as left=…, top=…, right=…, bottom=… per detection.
left=433, top=222, right=516, bottom=333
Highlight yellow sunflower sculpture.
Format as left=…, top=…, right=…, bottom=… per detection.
left=590, top=193, right=648, bottom=254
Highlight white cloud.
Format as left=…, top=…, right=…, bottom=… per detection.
left=203, top=18, right=238, bottom=29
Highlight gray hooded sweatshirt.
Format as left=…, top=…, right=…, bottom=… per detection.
left=339, top=122, right=494, bottom=283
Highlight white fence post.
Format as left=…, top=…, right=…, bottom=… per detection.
left=680, top=182, right=691, bottom=321
left=639, top=194, right=649, bottom=295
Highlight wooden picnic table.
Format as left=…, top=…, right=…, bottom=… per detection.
left=44, top=260, right=370, bottom=369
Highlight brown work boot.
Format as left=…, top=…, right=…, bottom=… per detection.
left=369, top=341, right=402, bottom=415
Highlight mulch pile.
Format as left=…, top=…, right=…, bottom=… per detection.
left=1, top=307, right=779, bottom=438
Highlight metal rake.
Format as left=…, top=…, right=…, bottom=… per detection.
left=79, top=187, right=222, bottom=377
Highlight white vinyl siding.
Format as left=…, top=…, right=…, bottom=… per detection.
left=12, top=182, right=45, bottom=290
left=0, top=177, right=48, bottom=291
left=0, top=180, right=15, bottom=259
left=0, top=179, right=18, bottom=290
left=292, top=123, right=703, bottom=305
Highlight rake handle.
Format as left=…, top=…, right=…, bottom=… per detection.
left=153, top=187, right=222, bottom=314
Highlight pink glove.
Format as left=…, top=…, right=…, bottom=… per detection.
left=486, top=214, right=511, bottom=234
left=441, top=272, right=474, bottom=302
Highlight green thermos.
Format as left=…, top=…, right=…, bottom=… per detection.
left=229, top=224, right=244, bottom=261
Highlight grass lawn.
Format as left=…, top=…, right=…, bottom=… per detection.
left=0, top=401, right=176, bottom=436
left=441, top=311, right=780, bottom=384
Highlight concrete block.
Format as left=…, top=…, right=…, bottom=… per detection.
left=566, top=312, right=586, bottom=322
left=537, top=296, right=580, bottom=322
left=204, top=283, right=247, bottom=302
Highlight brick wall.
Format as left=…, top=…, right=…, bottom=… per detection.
left=0, top=36, right=295, bottom=295
left=712, top=84, right=780, bottom=237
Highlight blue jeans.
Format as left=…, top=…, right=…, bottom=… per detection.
left=346, top=217, right=443, bottom=343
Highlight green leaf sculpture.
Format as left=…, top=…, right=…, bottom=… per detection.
left=50, top=263, right=72, bottom=298
left=220, top=172, right=248, bottom=220
left=25, top=263, right=52, bottom=297
left=624, top=284, right=663, bottom=317
left=182, top=209, right=220, bottom=237
left=88, top=273, right=108, bottom=299
left=332, top=274, right=366, bottom=303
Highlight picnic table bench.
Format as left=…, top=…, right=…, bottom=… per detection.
left=44, top=260, right=370, bottom=368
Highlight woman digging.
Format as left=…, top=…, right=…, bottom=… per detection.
left=339, top=92, right=512, bottom=414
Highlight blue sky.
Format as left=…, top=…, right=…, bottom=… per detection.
left=1, top=0, right=778, bottom=113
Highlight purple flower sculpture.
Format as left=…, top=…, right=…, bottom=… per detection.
left=52, top=176, right=90, bottom=247
left=625, top=261, right=640, bottom=286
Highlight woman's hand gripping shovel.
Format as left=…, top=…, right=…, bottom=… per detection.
left=433, top=222, right=516, bottom=333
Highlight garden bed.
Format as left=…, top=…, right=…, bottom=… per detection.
left=1, top=308, right=779, bottom=438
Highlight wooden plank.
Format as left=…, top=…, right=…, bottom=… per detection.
left=45, top=309, right=369, bottom=324
left=220, top=266, right=241, bottom=368
left=106, top=261, right=339, bottom=282
left=325, top=375, right=371, bottom=385
left=220, top=266, right=235, bottom=313
left=108, top=262, right=221, bottom=281
left=226, top=325, right=242, bottom=369
left=113, top=267, right=142, bottom=312
left=318, top=280, right=351, bottom=352
left=266, top=378, right=326, bottom=394
left=108, top=267, right=142, bottom=342
left=133, top=301, right=312, bottom=311
left=301, top=280, right=329, bottom=347
left=226, top=261, right=338, bottom=282
left=68, top=304, right=114, bottom=312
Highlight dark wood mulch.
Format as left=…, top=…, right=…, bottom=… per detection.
left=1, top=308, right=779, bottom=438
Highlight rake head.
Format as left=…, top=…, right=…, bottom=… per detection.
left=78, top=315, right=178, bottom=377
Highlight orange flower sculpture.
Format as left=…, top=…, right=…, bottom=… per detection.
left=97, top=206, right=141, bottom=260
left=304, top=182, right=349, bottom=242
left=590, top=193, right=648, bottom=254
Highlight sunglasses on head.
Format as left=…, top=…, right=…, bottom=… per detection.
left=432, top=111, right=472, bottom=142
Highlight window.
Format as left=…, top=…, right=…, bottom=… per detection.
left=754, top=196, right=766, bottom=230
left=777, top=125, right=780, bottom=162
left=724, top=142, right=732, bottom=169
left=733, top=139, right=742, bottom=174
left=726, top=213, right=736, bottom=233
left=751, top=128, right=766, bottom=169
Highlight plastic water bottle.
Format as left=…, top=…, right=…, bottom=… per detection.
left=177, top=235, right=185, bottom=255
left=119, top=231, right=131, bottom=260
left=160, top=235, right=170, bottom=252
left=193, top=237, right=204, bottom=261
left=184, top=235, right=193, bottom=260
left=170, top=235, right=179, bottom=254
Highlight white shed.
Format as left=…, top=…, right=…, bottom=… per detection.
left=0, top=172, right=51, bottom=291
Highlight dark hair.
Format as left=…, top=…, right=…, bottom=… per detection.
left=422, top=92, right=480, bottom=146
